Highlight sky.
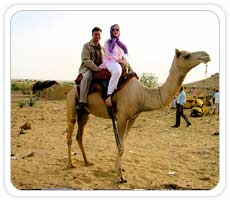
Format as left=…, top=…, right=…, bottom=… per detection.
left=10, top=8, right=220, bottom=84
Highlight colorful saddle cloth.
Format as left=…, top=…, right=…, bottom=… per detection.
left=75, top=68, right=138, bottom=99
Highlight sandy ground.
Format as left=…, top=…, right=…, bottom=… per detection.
left=11, top=94, right=219, bottom=190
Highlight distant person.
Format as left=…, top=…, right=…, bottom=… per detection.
left=99, top=24, right=131, bottom=107
left=171, top=97, right=177, bottom=109
left=212, top=89, right=219, bottom=114
left=172, top=86, right=191, bottom=128
left=192, top=85, right=198, bottom=99
left=212, top=88, right=216, bottom=105
left=77, top=27, right=104, bottom=112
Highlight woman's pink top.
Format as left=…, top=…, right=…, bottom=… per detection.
left=103, top=39, right=127, bottom=65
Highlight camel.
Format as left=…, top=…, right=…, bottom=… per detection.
left=66, top=49, right=210, bottom=183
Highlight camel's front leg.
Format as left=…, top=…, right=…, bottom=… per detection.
left=115, top=117, right=128, bottom=183
left=125, top=118, right=136, bottom=138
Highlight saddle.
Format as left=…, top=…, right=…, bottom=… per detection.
left=75, top=66, right=138, bottom=100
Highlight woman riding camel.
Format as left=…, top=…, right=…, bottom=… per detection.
left=100, top=24, right=131, bottom=107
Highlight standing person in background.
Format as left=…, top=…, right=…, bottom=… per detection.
left=171, top=97, right=177, bottom=109
left=99, top=24, right=131, bottom=107
left=192, top=85, right=198, bottom=99
left=212, top=88, right=216, bottom=105
left=172, top=86, right=191, bottom=128
left=77, top=27, right=103, bottom=112
left=212, top=89, right=219, bottom=114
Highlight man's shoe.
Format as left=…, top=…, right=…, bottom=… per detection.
left=186, top=123, right=191, bottom=127
left=76, top=102, right=89, bottom=113
left=171, top=125, right=179, bottom=128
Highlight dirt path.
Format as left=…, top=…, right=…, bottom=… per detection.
left=11, top=95, right=219, bottom=190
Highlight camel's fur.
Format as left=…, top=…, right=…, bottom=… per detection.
left=66, top=49, right=210, bottom=182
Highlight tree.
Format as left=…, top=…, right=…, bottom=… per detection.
left=139, top=72, right=158, bottom=88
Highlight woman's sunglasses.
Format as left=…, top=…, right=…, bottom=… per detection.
left=112, top=28, right=119, bottom=32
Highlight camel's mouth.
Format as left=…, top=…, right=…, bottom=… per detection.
left=200, top=55, right=211, bottom=64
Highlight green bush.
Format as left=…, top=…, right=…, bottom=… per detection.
left=61, top=81, right=74, bottom=86
left=18, top=100, right=26, bottom=108
left=18, top=96, right=36, bottom=108
left=28, top=96, right=36, bottom=106
left=11, top=83, right=20, bottom=91
left=11, top=81, right=35, bottom=92
left=140, top=72, right=158, bottom=88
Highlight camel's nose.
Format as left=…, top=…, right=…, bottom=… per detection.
left=199, top=52, right=211, bottom=64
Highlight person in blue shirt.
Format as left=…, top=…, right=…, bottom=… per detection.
left=212, top=88, right=216, bottom=105
left=172, top=86, right=191, bottom=128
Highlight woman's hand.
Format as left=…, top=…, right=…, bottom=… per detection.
left=117, top=58, right=129, bottom=67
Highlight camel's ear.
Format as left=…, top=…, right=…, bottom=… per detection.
left=175, top=49, right=181, bottom=57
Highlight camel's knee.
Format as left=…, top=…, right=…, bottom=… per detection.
left=67, top=119, right=76, bottom=130
left=118, top=146, right=124, bottom=156
left=67, top=137, right=72, bottom=146
left=67, top=129, right=73, bottom=144
left=66, top=120, right=76, bottom=144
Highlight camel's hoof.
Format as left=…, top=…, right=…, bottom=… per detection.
left=68, top=164, right=75, bottom=169
left=119, top=177, right=127, bottom=184
left=85, top=161, right=94, bottom=166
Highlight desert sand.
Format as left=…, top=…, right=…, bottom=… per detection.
left=11, top=94, right=219, bottom=190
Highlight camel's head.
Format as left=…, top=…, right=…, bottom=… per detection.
left=174, top=49, right=211, bottom=72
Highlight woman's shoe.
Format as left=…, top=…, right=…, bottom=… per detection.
left=105, top=95, right=112, bottom=107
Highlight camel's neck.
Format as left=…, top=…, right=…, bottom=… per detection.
left=141, top=57, right=187, bottom=111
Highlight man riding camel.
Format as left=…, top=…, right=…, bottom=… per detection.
left=76, top=27, right=104, bottom=112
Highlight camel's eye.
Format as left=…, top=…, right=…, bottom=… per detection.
left=183, top=53, right=191, bottom=59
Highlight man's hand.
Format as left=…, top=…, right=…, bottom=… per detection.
left=97, top=64, right=106, bottom=71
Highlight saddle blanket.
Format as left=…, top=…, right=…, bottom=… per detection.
left=75, top=68, right=138, bottom=99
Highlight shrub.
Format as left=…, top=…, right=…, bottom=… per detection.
left=18, top=96, right=36, bottom=108
left=140, top=72, right=158, bottom=88
left=28, top=96, right=36, bottom=106
left=61, top=81, right=74, bottom=86
left=11, top=80, right=34, bottom=93
left=18, top=100, right=26, bottom=108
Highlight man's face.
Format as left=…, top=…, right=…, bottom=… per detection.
left=92, top=31, right=101, bottom=43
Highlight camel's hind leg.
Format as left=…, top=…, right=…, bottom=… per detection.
left=76, top=112, right=93, bottom=166
left=66, top=88, right=78, bottom=168
left=67, top=119, right=76, bottom=168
